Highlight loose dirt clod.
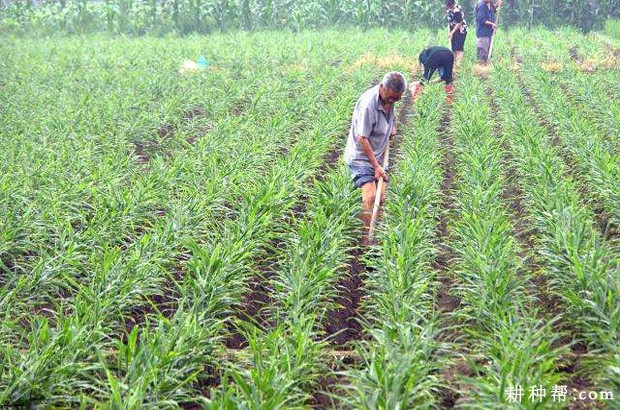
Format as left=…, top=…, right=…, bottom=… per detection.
left=157, top=123, right=175, bottom=139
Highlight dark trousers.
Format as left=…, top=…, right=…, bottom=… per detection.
left=425, top=51, right=454, bottom=85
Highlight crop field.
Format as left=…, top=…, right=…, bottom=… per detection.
left=1, top=27, right=620, bottom=408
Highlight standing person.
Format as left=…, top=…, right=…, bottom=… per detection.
left=344, top=72, right=406, bottom=245
left=475, top=0, right=502, bottom=65
left=446, top=0, right=468, bottom=66
left=411, top=46, right=455, bottom=100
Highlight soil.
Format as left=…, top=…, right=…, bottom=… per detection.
left=431, top=102, right=471, bottom=407
left=596, top=209, right=618, bottom=242
left=308, top=373, right=345, bottom=408
left=437, top=276, right=461, bottom=314
left=122, top=253, right=185, bottom=343
left=308, top=351, right=361, bottom=408
left=569, top=47, right=584, bottom=64
left=222, top=234, right=287, bottom=349
left=555, top=338, right=605, bottom=410
left=132, top=141, right=151, bottom=164
left=183, top=106, right=206, bottom=121
left=157, top=123, right=175, bottom=139
left=180, top=365, right=223, bottom=408
left=438, top=358, right=476, bottom=408
left=132, top=103, right=214, bottom=160
left=324, top=247, right=365, bottom=346
left=432, top=106, right=459, bottom=314
left=316, top=145, right=342, bottom=183
left=223, top=268, right=276, bottom=350
left=186, top=124, right=213, bottom=145
left=123, top=278, right=180, bottom=343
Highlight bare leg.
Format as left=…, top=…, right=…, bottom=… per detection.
left=445, top=83, right=454, bottom=105
left=376, top=180, right=388, bottom=223
left=412, top=82, right=424, bottom=102
left=455, top=51, right=464, bottom=66
left=360, top=180, right=389, bottom=245
left=360, top=182, right=376, bottom=246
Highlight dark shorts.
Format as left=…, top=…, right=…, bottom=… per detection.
left=451, top=32, right=466, bottom=52
left=348, top=164, right=390, bottom=188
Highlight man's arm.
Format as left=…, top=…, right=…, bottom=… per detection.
left=476, top=4, right=487, bottom=26
left=357, top=135, right=388, bottom=180
left=358, top=136, right=387, bottom=180
left=358, top=136, right=380, bottom=170
left=476, top=4, right=495, bottom=28
left=355, top=105, right=388, bottom=180
left=484, top=9, right=496, bottom=29
left=486, top=1, right=502, bottom=27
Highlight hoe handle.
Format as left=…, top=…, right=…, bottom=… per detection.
left=368, top=143, right=390, bottom=244
left=488, top=4, right=502, bottom=62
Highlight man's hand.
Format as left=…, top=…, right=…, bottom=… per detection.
left=495, top=0, right=503, bottom=8
left=391, top=126, right=397, bottom=138
left=375, top=165, right=388, bottom=181
left=411, top=81, right=423, bottom=98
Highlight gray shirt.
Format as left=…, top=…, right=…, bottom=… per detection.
left=344, top=85, right=395, bottom=168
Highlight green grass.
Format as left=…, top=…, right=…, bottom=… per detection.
left=1, top=27, right=620, bottom=408
left=605, top=19, right=620, bottom=40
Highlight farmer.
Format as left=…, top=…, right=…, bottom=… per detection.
left=446, top=0, right=468, bottom=66
left=344, top=71, right=406, bottom=245
left=411, top=46, right=454, bottom=100
left=475, top=0, right=503, bottom=64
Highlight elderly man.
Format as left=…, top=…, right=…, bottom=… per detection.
left=344, top=71, right=406, bottom=244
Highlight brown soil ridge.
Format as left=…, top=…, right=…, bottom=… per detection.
left=133, top=106, right=208, bottom=162
left=223, top=240, right=282, bottom=350
left=123, top=253, right=186, bottom=343
left=323, top=246, right=366, bottom=347
left=433, top=105, right=460, bottom=316
left=434, top=100, right=465, bottom=409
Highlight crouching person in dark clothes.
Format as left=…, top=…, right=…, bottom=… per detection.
left=411, top=46, right=455, bottom=101
left=344, top=72, right=406, bottom=245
